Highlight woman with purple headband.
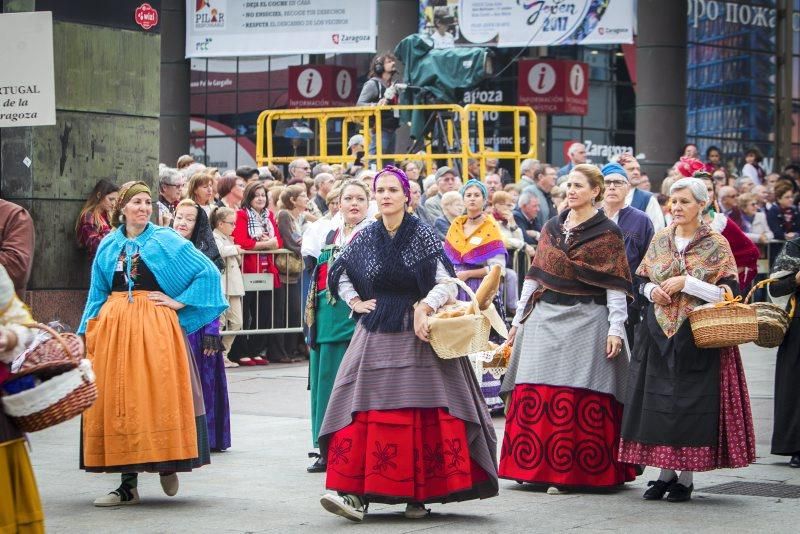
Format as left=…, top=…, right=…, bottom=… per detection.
left=318, top=165, right=498, bottom=522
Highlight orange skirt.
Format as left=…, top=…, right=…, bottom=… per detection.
left=82, top=291, right=198, bottom=468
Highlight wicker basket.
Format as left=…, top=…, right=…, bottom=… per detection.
left=2, top=359, right=97, bottom=432
left=428, top=278, right=492, bottom=359
left=688, top=288, right=758, bottom=348
left=11, top=323, right=84, bottom=379
left=744, top=278, right=796, bottom=348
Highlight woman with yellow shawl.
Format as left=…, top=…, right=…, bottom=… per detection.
left=444, top=179, right=507, bottom=412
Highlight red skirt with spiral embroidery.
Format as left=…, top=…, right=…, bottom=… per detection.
left=499, top=384, right=637, bottom=487
left=325, top=408, right=489, bottom=502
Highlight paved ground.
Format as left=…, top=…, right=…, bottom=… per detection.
left=27, top=343, right=800, bottom=533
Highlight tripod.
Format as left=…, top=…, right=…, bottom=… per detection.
left=406, top=89, right=465, bottom=177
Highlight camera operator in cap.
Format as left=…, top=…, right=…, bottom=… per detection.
left=356, top=52, right=406, bottom=156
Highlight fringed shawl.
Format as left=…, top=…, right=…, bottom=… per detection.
left=527, top=209, right=632, bottom=297
left=328, top=214, right=455, bottom=333
left=443, top=215, right=507, bottom=266
left=637, top=224, right=738, bottom=338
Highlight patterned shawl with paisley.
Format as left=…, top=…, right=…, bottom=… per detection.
left=444, top=215, right=507, bottom=266
left=527, top=209, right=632, bottom=297
left=637, top=224, right=738, bottom=338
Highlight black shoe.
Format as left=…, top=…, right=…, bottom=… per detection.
left=789, top=454, right=800, bottom=468
left=666, top=483, right=693, bottom=502
left=307, top=455, right=327, bottom=473
left=643, top=477, right=677, bottom=500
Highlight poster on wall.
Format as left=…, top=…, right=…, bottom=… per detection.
left=0, top=11, right=56, bottom=128
left=186, top=0, right=377, bottom=58
left=418, top=0, right=634, bottom=48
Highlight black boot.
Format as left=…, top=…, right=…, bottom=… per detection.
left=307, top=452, right=327, bottom=473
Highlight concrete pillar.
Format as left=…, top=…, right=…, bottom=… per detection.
left=0, top=2, right=160, bottom=327
left=160, top=0, right=190, bottom=167
left=636, top=0, right=687, bottom=184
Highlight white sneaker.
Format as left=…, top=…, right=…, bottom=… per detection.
left=320, top=493, right=365, bottom=522
left=93, top=487, right=140, bottom=507
left=546, top=486, right=568, bottom=495
left=404, top=503, right=429, bottom=519
left=160, top=473, right=179, bottom=496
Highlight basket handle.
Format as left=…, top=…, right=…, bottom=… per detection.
left=744, top=277, right=780, bottom=304
left=444, top=277, right=481, bottom=310
left=25, top=323, right=76, bottom=358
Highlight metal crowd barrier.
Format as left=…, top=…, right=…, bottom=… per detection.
left=220, top=249, right=305, bottom=336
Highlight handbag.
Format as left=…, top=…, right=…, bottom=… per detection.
left=274, top=250, right=303, bottom=276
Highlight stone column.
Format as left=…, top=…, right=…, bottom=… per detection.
left=636, top=0, right=688, bottom=185
left=160, top=0, right=189, bottom=167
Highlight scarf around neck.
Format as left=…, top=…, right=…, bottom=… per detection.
left=329, top=213, right=455, bottom=333
left=637, top=223, right=738, bottom=338
left=527, top=209, right=632, bottom=297
left=444, top=214, right=507, bottom=266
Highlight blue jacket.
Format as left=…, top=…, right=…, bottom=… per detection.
left=78, top=223, right=227, bottom=334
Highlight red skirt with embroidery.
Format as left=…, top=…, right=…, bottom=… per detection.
left=325, top=408, right=489, bottom=502
left=618, top=347, right=756, bottom=471
left=499, top=384, right=637, bottom=487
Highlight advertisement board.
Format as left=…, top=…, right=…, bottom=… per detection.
left=186, top=0, right=377, bottom=58
left=518, top=59, right=588, bottom=115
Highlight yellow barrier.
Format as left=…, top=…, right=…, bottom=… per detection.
left=256, top=104, right=537, bottom=180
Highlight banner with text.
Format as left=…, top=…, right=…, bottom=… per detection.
left=0, top=12, right=56, bottom=128
left=419, top=0, right=634, bottom=48
left=186, top=0, right=377, bottom=58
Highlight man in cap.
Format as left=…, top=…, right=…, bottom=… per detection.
left=423, top=166, right=461, bottom=220
left=601, top=162, right=655, bottom=346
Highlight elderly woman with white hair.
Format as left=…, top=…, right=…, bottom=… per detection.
left=619, top=177, right=756, bottom=503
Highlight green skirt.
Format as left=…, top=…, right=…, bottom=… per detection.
left=310, top=289, right=355, bottom=447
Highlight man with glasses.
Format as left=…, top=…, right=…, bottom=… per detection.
left=288, top=158, right=312, bottom=183
left=601, top=162, right=655, bottom=347
left=157, top=166, right=185, bottom=226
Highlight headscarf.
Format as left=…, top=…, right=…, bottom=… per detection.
left=600, top=162, right=628, bottom=182
left=187, top=204, right=224, bottom=271
left=460, top=178, right=488, bottom=199
left=373, top=165, right=410, bottom=205
left=111, top=181, right=151, bottom=227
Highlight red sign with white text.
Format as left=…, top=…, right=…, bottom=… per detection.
left=135, top=3, right=158, bottom=30
left=288, top=65, right=358, bottom=108
left=518, top=59, right=588, bottom=115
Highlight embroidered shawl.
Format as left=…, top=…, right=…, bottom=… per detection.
left=527, top=209, right=632, bottom=297
left=328, top=214, right=455, bottom=333
left=637, top=223, right=738, bottom=338
left=443, top=215, right=507, bottom=266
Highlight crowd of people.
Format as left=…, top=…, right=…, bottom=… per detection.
left=6, top=140, right=800, bottom=529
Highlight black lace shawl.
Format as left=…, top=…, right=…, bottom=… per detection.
left=189, top=205, right=224, bottom=271
left=328, top=214, right=455, bottom=333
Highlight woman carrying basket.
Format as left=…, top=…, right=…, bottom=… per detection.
left=619, top=177, right=756, bottom=502
left=78, top=181, right=227, bottom=507
left=499, top=164, right=636, bottom=494
left=318, top=165, right=498, bottom=522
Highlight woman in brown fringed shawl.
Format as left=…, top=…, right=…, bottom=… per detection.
left=619, top=177, right=755, bottom=503
left=499, top=164, right=637, bottom=493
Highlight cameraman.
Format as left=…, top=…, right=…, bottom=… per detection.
left=357, top=52, right=402, bottom=156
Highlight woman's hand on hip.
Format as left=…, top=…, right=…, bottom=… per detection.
left=148, top=291, right=186, bottom=310
left=606, top=335, right=623, bottom=359
left=413, top=304, right=433, bottom=343
left=351, top=299, right=376, bottom=315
